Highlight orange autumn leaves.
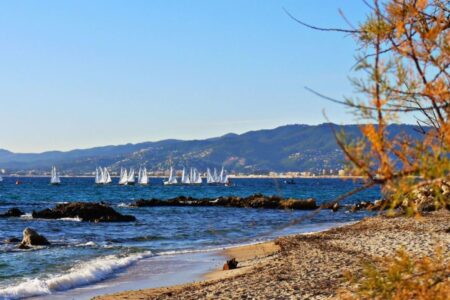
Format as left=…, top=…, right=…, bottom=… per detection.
left=338, top=0, right=449, bottom=209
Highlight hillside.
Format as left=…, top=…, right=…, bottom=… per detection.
left=0, top=123, right=422, bottom=175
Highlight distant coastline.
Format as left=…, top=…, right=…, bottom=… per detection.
left=1, top=174, right=364, bottom=179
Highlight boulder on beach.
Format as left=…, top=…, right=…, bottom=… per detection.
left=223, top=258, right=238, bottom=270
left=18, top=227, right=50, bottom=249
left=0, top=207, right=24, bottom=218
left=32, top=202, right=136, bottom=222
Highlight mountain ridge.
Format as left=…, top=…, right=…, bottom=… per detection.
left=0, top=123, right=422, bottom=175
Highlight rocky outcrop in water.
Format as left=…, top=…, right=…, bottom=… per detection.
left=4, top=237, right=20, bottom=243
left=131, top=194, right=318, bottom=210
left=32, top=202, right=136, bottom=222
left=18, top=227, right=50, bottom=249
left=0, top=207, right=24, bottom=217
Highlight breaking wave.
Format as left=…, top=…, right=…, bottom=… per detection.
left=0, top=251, right=151, bottom=299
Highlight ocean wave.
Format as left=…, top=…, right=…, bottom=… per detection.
left=0, top=251, right=152, bottom=299
left=117, top=202, right=130, bottom=208
left=18, top=214, right=83, bottom=222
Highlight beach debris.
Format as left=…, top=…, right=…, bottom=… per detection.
left=131, top=194, right=318, bottom=210
left=0, top=207, right=24, bottom=218
left=32, top=202, right=136, bottom=222
left=223, top=258, right=238, bottom=270
left=18, top=227, right=50, bottom=249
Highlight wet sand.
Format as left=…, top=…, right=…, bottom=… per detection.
left=94, top=210, right=449, bottom=299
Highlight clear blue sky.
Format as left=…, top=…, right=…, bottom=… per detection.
left=0, top=0, right=372, bottom=152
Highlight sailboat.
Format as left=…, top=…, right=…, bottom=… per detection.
left=213, top=168, right=220, bottom=183
left=50, top=166, right=61, bottom=185
left=219, top=167, right=229, bottom=185
left=95, top=167, right=104, bottom=184
left=138, top=167, right=149, bottom=185
left=164, top=167, right=178, bottom=185
left=104, top=168, right=112, bottom=184
left=127, top=168, right=136, bottom=185
left=206, top=168, right=216, bottom=184
left=95, top=167, right=105, bottom=184
left=190, top=168, right=202, bottom=185
left=118, top=167, right=128, bottom=185
left=181, top=167, right=191, bottom=185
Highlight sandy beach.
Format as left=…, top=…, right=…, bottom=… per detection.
left=94, top=209, right=449, bottom=299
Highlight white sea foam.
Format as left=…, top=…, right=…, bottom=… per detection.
left=58, top=217, right=82, bottom=222
left=0, top=251, right=151, bottom=300
left=76, top=241, right=97, bottom=247
left=117, top=203, right=130, bottom=208
left=19, top=213, right=32, bottom=219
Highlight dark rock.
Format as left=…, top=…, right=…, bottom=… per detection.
left=0, top=207, right=24, bottom=217
left=332, top=202, right=340, bottom=212
left=32, top=202, right=136, bottom=222
left=18, top=227, right=50, bottom=248
left=4, top=237, right=20, bottom=243
left=367, top=199, right=390, bottom=211
left=223, top=258, right=238, bottom=270
left=131, top=194, right=318, bottom=210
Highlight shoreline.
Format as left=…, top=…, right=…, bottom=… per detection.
left=19, top=222, right=354, bottom=300
left=0, top=220, right=352, bottom=300
left=94, top=210, right=449, bottom=299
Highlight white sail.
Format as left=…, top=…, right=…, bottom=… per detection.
left=181, top=167, right=190, bottom=184
left=213, top=168, right=220, bottom=182
left=219, top=167, right=229, bottom=184
left=127, top=168, right=135, bottom=184
left=137, top=167, right=142, bottom=183
left=95, top=167, right=107, bottom=184
left=118, top=167, right=128, bottom=185
left=192, top=168, right=202, bottom=184
left=50, top=166, right=61, bottom=185
left=95, top=167, right=101, bottom=184
left=138, top=167, right=148, bottom=185
left=206, top=168, right=215, bottom=184
left=164, top=167, right=178, bottom=185
left=104, top=168, right=112, bottom=184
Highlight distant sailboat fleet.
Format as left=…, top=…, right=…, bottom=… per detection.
left=165, top=167, right=206, bottom=185
left=206, top=167, right=229, bottom=185
left=9, top=165, right=231, bottom=186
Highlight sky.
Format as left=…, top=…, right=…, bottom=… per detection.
left=0, top=0, right=374, bottom=153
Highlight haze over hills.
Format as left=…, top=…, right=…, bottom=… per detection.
left=0, top=123, right=422, bottom=175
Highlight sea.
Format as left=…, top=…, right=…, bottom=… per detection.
left=0, top=177, right=380, bottom=299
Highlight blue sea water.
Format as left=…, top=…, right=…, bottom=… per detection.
left=0, top=177, right=380, bottom=299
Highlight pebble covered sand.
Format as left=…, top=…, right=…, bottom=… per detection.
left=95, top=210, right=450, bottom=299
